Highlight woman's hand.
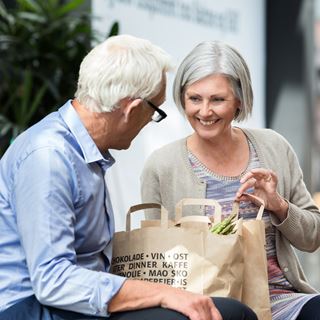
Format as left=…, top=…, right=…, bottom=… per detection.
left=235, top=168, right=288, bottom=221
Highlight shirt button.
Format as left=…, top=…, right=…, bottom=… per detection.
left=283, top=267, right=289, bottom=272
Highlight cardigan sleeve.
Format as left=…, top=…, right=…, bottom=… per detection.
left=269, top=133, right=320, bottom=252
left=140, top=139, right=206, bottom=220
left=140, top=151, right=163, bottom=219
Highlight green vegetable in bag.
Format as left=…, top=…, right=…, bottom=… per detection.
left=210, top=213, right=237, bottom=235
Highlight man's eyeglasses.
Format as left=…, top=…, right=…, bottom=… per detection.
left=145, top=100, right=167, bottom=123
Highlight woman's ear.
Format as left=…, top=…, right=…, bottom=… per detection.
left=234, top=99, right=242, bottom=119
left=123, top=98, right=143, bottom=123
left=234, top=108, right=240, bottom=119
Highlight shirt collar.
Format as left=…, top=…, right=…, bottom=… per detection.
left=58, top=100, right=115, bottom=167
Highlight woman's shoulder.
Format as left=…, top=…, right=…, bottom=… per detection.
left=149, top=138, right=187, bottom=158
left=144, top=138, right=187, bottom=170
left=242, top=127, right=290, bottom=146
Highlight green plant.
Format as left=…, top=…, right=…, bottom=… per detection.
left=0, top=0, right=119, bottom=155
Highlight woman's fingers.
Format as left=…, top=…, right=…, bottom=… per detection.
left=236, top=177, right=256, bottom=199
left=237, top=193, right=265, bottom=207
left=236, top=169, right=278, bottom=201
left=250, top=168, right=277, bottom=183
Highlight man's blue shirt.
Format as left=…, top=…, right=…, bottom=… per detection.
left=0, top=101, right=125, bottom=316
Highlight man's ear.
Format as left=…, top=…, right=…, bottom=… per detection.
left=123, top=98, right=143, bottom=123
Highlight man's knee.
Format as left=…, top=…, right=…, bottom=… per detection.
left=212, top=297, right=258, bottom=320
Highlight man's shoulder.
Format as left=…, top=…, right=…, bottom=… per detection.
left=5, top=112, right=72, bottom=164
left=26, top=114, right=69, bottom=150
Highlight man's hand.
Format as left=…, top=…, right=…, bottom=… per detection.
left=160, top=285, right=222, bottom=320
left=108, top=279, right=222, bottom=320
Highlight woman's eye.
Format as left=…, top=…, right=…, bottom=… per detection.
left=212, top=97, right=225, bottom=102
left=189, top=96, right=201, bottom=102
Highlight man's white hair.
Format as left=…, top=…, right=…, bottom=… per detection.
left=75, top=34, right=173, bottom=113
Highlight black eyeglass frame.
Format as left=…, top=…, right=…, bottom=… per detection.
left=145, top=100, right=167, bottom=123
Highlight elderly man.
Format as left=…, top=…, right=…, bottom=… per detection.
left=0, top=35, right=256, bottom=320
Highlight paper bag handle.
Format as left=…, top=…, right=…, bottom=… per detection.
left=175, top=198, right=222, bottom=223
left=175, top=194, right=265, bottom=224
left=232, top=194, right=265, bottom=220
left=126, top=203, right=168, bottom=231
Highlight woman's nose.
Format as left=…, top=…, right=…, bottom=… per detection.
left=198, top=101, right=213, bottom=116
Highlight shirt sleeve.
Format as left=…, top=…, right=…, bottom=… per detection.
left=12, top=147, right=125, bottom=316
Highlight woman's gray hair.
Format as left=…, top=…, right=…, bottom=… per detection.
left=173, top=40, right=253, bottom=122
left=75, top=34, right=173, bottom=113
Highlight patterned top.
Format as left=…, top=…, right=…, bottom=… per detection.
left=188, top=138, right=318, bottom=320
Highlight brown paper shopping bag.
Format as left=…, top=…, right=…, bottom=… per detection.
left=111, top=200, right=244, bottom=299
left=236, top=194, right=272, bottom=320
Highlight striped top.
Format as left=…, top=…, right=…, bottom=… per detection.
left=188, top=138, right=318, bottom=319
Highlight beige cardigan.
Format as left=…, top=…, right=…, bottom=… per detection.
left=141, top=128, right=320, bottom=294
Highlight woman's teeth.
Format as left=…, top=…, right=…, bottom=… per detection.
left=199, top=119, right=217, bottom=126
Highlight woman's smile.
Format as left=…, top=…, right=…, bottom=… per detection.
left=197, top=118, right=220, bottom=126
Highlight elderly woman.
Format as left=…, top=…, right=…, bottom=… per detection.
left=141, top=40, right=320, bottom=319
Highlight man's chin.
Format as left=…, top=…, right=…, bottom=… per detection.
left=114, top=142, right=131, bottom=150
